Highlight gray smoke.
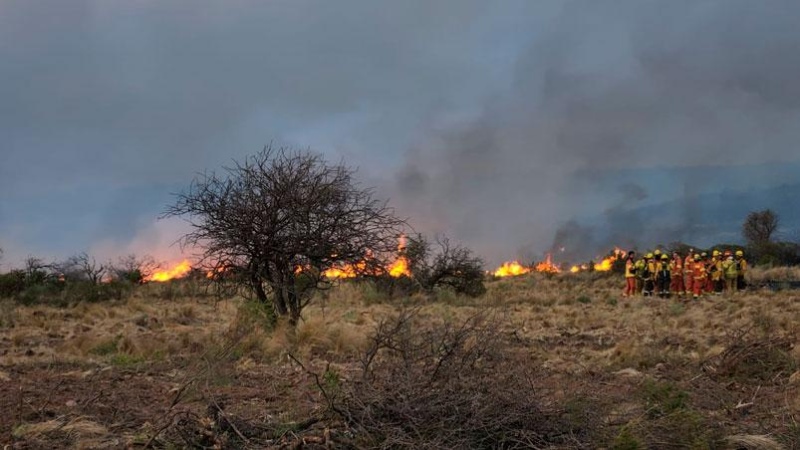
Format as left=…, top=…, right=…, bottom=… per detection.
left=392, top=0, right=800, bottom=264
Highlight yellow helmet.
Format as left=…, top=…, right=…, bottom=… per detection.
left=645, top=253, right=654, bottom=259
left=654, top=249, right=662, bottom=256
left=712, top=250, right=720, bottom=257
left=701, top=252, right=708, bottom=257
left=693, top=254, right=701, bottom=261
left=661, top=254, right=669, bottom=260
left=735, top=250, right=744, bottom=257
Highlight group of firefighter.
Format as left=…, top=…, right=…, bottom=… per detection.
left=623, top=248, right=748, bottom=299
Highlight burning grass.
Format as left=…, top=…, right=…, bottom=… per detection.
left=3, top=273, right=800, bottom=447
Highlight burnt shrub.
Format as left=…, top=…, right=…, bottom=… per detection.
left=339, top=309, right=601, bottom=448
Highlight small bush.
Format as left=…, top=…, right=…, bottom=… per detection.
left=90, top=336, right=121, bottom=356
left=612, top=428, right=642, bottom=450
left=641, top=380, right=688, bottom=418
left=236, top=298, right=277, bottom=331
left=0, top=270, right=26, bottom=298
left=705, top=328, right=796, bottom=384
left=339, top=309, right=601, bottom=448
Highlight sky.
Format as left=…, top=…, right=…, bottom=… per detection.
left=2, top=0, right=800, bottom=268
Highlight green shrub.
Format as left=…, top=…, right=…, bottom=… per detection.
left=90, top=336, right=120, bottom=356
left=0, top=271, right=26, bottom=298
left=611, top=428, right=641, bottom=450
left=641, top=380, right=688, bottom=418
left=237, top=298, right=277, bottom=331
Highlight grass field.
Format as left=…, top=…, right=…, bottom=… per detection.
left=2, top=271, right=800, bottom=448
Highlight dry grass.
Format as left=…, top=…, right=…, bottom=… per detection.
left=749, top=265, right=800, bottom=284
left=3, top=273, right=800, bottom=447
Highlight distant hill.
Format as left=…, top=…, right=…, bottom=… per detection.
left=569, top=182, right=800, bottom=255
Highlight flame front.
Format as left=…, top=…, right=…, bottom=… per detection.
left=388, top=235, right=410, bottom=278
left=145, top=259, right=192, bottom=282
left=534, top=253, right=560, bottom=274
left=494, top=261, right=531, bottom=277
left=324, top=236, right=410, bottom=279
left=593, top=247, right=626, bottom=272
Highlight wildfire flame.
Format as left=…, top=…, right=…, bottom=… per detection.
left=534, top=253, right=560, bottom=274
left=145, top=259, right=192, bottom=282
left=323, top=261, right=366, bottom=279
left=494, top=261, right=531, bottom=277
left=323, top=235, right=411, bottom=279
left=568, top=247, right=626, bottom=273
left=388, top=235, right=411, bottom=278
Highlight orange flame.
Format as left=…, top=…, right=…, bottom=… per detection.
left=323, top=261, right=365, bottom=279
left=145, top=259, right=192, bottom=282
left=567, top=247, right=626, bottom=273
left=324, top=236, right=411, bottom=279
left=534, top=253, right=561, bottom=274
left=388, top=234, right=410, bottom=278
left=494, top=261, right=531, bottom=277
left=593, top=247, right=626, bottom=272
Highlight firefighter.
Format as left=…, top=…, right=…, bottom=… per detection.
left=709, top=250, right=724, bottom=295
left=691, top=254, right=706, bottom=299
left=623, top=251, right=637, bottom=297
left=735, top=250, right=748, bottom=291
left=703, top=251, right=713, bottom=293
left=684, top=249, right=695, bottom=297
left=634, top=256, right=646, bottom=295
left=670, top=251, right=685, bottom=296
left=722, top=251, right=737, bottom=294
left=656, top=254, right=671, bottom=298
left=641, top=253, right=655, bottom=297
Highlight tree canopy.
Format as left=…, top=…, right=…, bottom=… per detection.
left=165, top=146, right=406, bottom=325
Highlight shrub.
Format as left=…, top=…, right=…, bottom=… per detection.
left=338, top=309, right=601, bottom=448
left=0, top=270, right=26, bottom=298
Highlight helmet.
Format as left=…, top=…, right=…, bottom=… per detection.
left=645, top=253, right=654, bottom=259
left=712, top=250, right=720, bottom=257
left=654, top=249, right=662, bottom=256
left=701, top=252, right=708, bottom=257
left=661, top=254, right=669, bottom=260
left=694, top=254, right=701, bottom=261
left=735, top=250, right=744, bottom=257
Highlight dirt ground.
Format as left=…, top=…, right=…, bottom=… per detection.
left=2, top=275, right=800, bottom=448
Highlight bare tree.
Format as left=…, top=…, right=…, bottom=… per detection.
left=110, top=254, right=158, bottom=283
left=405, top=234, right=486, bottom=297
left=164, top=146, right=405, bottom=325
left=57, top=253, right=107, bottom=284
left=742, top=209, right=779, bottom=244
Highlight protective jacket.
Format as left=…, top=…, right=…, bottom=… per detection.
left=692, top=261, right=707, bottom=281
left=670, top=257, right=683, bottom=273
left=625, top=259, right=637, bottom=278
left=722, top=259, right=737, bottom=279
left=708, top=258, right=723, bottom=281
left=735, top=258, right=748, bottom=275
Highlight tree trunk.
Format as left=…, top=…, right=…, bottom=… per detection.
left=273, top=289, right=288, bottom=317
left=287, top=289, right=300, bottom=326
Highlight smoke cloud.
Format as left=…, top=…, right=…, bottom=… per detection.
left=2, top=1, right=800, bottom=266
left=390, top=0, right=800, bottom=264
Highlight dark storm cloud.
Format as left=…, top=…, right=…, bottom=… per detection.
left=2, top=0, right=800, bottom=266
